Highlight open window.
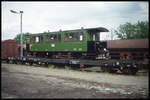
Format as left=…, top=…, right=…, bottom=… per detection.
left=46, top=34, right=61, bottom=42
left=80, top=34, right=83, bottom=41
left=88, top=32, right=99, bottom=41
left=93, top=34, right=96, bottom=41
left=64, top=32, right=84, bottom=42
left=34, top=36, right=43, bottom=43
left=31, top=36, right=43, bottom=43
left=87, top=27, right=109, bottom=41
left=35, top=36, right=40, bottom=43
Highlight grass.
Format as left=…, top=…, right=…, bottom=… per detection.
left=48, top=64, right=55, bottom=69
left=82, top=66, right=101, bottom=72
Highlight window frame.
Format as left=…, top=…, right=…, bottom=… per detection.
left=30, top=36, right=43, bottom=44
left=46, top=33, right=61, bottom=43
left=64, top=32, right=84, bottom=42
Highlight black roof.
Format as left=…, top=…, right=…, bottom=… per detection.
left=85, top=27, right=109, bottom=33
left=32, top=27, right=109, bottom=35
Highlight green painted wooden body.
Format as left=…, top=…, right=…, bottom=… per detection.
left=29, top=29, right=100, bottom=52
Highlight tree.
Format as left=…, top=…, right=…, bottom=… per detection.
left=115, top=21, right=149, bottom=40
left=14, top=32, right=31, bottom=44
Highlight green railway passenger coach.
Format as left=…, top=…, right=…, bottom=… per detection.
left=27, top=27, right=109, bottom=59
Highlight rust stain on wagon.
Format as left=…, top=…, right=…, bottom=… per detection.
left=106, top=39, right=148, bottom=49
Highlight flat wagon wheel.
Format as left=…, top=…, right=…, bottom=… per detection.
left=130, top=68, right=138, bottom=75
left=122, top=67, right=137, bottom=75
left=29, top=62, right=33, bottom=66
left=6, top=59, right=10, bottom=64
left=107, top=68, right=117, bottom=73
left=21, top=61, right=25, bottom=65
left=101, top=66, right=107, bottom=72
left=44, top=62, right=49, bottom=67
left=16, top=61, right=21, bottom=64
left=13, top=61, right=17, bottom=64
left=9, top=60, right=13, bottom=64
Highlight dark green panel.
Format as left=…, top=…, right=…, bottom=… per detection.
left=29, top=29, right=88, bottom=52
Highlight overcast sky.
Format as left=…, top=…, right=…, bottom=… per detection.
left=2, top=1, right=149, bottom=40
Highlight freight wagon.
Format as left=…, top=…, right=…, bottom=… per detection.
left=2, top=40, right=19, bottom=60
left=104, top=39, right=149, bottom=67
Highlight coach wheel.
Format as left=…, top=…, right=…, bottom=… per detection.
left=6, top=60, right=9, bottom=64
left=44, top=62, right=49, bottom=67
left=101, top=67, right=107, bottom=72
left=10, top=61, right=13, bottom=64
left=122, top=68, right=135, bottom=75
left=9, top=60, right=13, bottom=64
left=108, top=68, right=117, bottom=73
left=14, top=61, right=17, bottom=64
left=17, top=61, right=21, bottom=64
left=38, top=62, right=42, bottom=66
left=6, top=60, right=10, bottom=64
left=11, top=61, right=14, bottom=64
left=130, top=68, right=138, bottom=75
left=21, top=62, right=25, bottom=65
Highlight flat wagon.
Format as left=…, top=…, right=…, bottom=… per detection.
left=3, top=27, right=148, bottom=75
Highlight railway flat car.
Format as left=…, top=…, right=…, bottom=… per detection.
left=4, top=27, right=144, bottom=75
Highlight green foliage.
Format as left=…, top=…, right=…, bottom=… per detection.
left=115, top=21, right=149, bottom=40
left=14, top=32, right=31, bottom=44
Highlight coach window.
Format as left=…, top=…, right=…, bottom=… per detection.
left=34, top=36, right=43, bottom=43
left=64, top=32, right=83, bottom=42
left=93, top=34, right=96, bottom=41
left=79, top=32, right=84, bottom=41
left=47, top=35, right=56, bottom=42
left=46, top=34, right=60, bottom=42
left=35, top=36, right=40, bottom=43
left=64, top=33, right=73, bottom=41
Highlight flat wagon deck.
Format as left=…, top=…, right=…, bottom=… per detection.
left=6, top=56, right=139, bottom=75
